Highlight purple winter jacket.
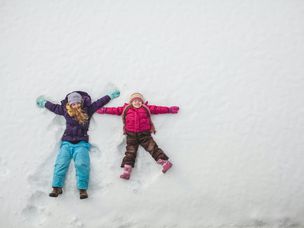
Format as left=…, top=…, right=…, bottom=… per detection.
left=45, top=91, right=111, bottom=143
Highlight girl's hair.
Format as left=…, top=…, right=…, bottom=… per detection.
left=66, top=103, right=89, bottom=125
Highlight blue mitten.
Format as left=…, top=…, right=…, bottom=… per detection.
left=36, top=96, right=47, bottom=108
left=109, top=89, right=120, bottom=99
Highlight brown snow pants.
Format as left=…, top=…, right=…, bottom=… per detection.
left=121, top=131, right=169, bottom=168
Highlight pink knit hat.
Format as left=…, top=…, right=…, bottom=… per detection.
left=129, top=92, right=144, bottom=103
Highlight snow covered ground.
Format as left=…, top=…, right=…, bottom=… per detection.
left=1, top=0, right=304, bottom=227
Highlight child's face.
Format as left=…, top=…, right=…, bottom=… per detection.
left=71, top=102, right=81, bottom=109
left=132, top=99, right=143, bottom=108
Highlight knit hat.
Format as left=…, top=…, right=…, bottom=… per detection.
left=68, top=92, right=82, bottom=105
left=129, top=92, right=144, bottom=103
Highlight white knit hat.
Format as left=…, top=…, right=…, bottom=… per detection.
left=129, top=92, right=144, bottom=103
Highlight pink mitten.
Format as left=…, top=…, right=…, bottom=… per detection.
left=169, top=106, right=179, bottom=113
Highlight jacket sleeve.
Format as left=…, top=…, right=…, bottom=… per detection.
left=88, top=95, right=112, bottom=115
left=147, top=105, right=171, bottom=114
left=45, top=101, right=65, bottom=115
left=96, top=106, right=125, bottom=116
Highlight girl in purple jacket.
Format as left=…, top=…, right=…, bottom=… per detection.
left=36, top=90, right=120, bottom=199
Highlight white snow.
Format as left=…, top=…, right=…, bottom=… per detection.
left=1, top=0, right=304, bottom=227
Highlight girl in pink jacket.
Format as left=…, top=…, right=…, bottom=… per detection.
left=97, top=92, right=179, bottom=180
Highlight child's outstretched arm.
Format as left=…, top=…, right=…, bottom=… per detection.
left=147, top=104, right=180, bottom=114
left=89, top=89, right=120, bottom=115
left=36, top=96, right=64, bottom=115
left=96, top=106, right=125, bottom=116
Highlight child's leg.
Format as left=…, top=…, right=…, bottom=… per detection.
left=139, top=133, right=169, bottom=161
left=52, top=142, right=72, bottom=188
left=139, top=132, right=172, bottom=173
left=121, top=133, right=139, bottom=168
left=72, top=142, right=91, bottom=190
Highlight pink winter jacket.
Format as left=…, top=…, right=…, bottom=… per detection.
left=97, top=103, right=174, bottom=133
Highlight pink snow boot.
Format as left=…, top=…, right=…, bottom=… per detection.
left=120, top=164, right=132, bottom=180
left=157, top=159, right=173, bottom=173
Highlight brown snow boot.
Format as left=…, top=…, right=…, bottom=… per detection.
left=79, top=189, right=88, bottom=199
left=49, top=187, right=63, bottom=197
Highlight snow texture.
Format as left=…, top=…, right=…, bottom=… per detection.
left=1, top=0, right=304, bottom=227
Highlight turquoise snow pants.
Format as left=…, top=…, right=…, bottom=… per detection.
left=52, top=141, right=91, bottom=190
